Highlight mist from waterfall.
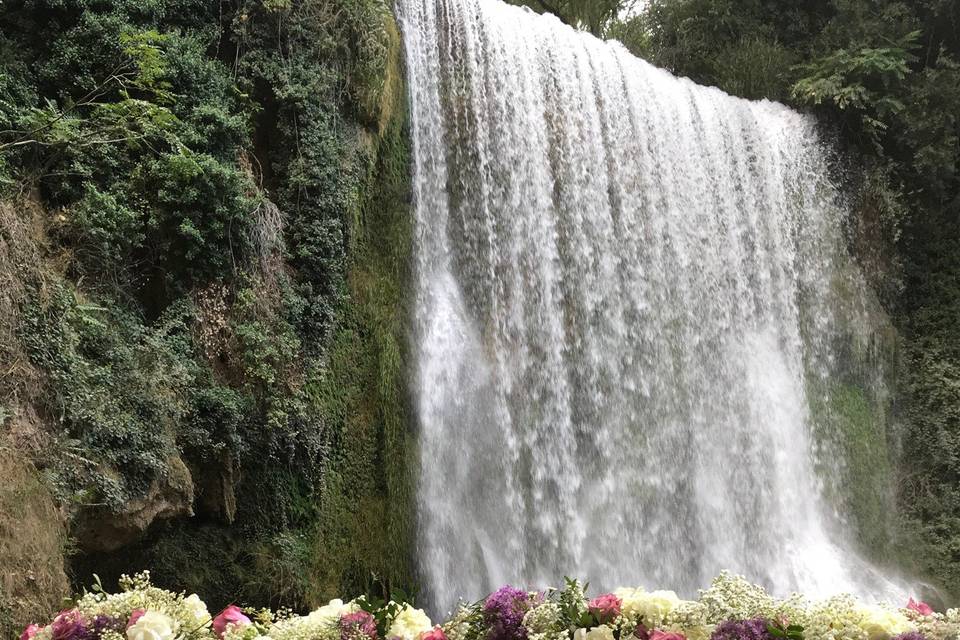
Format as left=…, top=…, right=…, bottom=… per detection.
left=397, top=0, right=908, bottom=614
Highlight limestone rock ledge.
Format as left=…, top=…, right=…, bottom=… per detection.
left=71, top=456, right=195, bottom=553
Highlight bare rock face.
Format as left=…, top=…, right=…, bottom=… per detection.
left=72, top=455, right=195, bottom=553
left=0, top=447, right=70, bottom=639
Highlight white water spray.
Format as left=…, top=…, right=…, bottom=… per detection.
left=398, top=0, right=909, bottom=613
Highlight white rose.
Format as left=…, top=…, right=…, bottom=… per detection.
left=307, top=599, right=358, bottom=626
left=858, top=605, right=913, bottom=640
left=183, top=594, right=211, bottom=627
left=387, top=605, right=433, bottom=640
left=127, top=612, right=178, bottom=640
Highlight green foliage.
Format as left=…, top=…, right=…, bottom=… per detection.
left=706, top=37, right=798, bottom=100
left=506, top=0, right=627, bottom=36
left=615, top=0, right=819, bottom=101
left=767, top=621, right=805, bottom=640
left=18, top=285, right=194, bottom=510
left=1, top=1, right=255, bottom=296
left=359, top=588, right=419, bottom=639
left=792, top=31, right=920, bottom=148
left=559, top=577, right=590, bottom=626
left=808, top=380, right=897, bottom=559
left=0, top=0, right=415, bottom=617
left=897, top=229, right=960, bottom=594
left=136, top=150, right=256, bottom=288
left=309, top=87, right=415, bottom=605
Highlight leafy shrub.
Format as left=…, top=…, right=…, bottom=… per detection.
left=18, top=285, right=195, bottom=509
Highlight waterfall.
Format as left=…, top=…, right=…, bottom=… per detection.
left=398, top=0, right=908, bottom=613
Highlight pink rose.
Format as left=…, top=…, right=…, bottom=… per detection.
left=633, top=625, right=650, bottom=640
left=213, top=606, right=252, bottom=639
left=340, top=611, right=378, bottom=640
left=907, top=598, right=934, bottom=616
left=419, top=627, right=448, bottom=640
left=588, top=594, right=623, bottom=624
left=20, top=624, right=41, bottom=640
left=127, top=610, right=146, bottom=629
left=649, top=632, right=686, bottom=640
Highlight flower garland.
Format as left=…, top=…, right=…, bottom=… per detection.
left=17, top=572, right=959, bottom=640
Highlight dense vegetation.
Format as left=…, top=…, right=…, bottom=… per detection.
left=0, top=0, right=414, bottom=634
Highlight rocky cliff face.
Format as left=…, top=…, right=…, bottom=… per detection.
left=0, top=1, right=414, bottom=632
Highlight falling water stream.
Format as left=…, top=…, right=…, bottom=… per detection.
left=397, top=0, right=908, bottom=613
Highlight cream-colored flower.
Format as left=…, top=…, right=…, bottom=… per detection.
left=388, top=605, right=433, bottom=640
left=626, top=590, right=682, bottom=627
left=573, top=626, right=616, bottom=640
left=587, top=626, right=616, bottom=640
left=614, top=588, right=647, bottom=623
left=307, top=599, right=358, bottom=626
left=858, top=605, right=913, bottom=640
left=183, top=594, right=211, bottom=627
left=674, top=625, right=714, bottom=640
left=127, top=612, right=178, bottom=640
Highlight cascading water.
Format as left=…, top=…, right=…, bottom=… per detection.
left=398, top=0, right=908, bottom=614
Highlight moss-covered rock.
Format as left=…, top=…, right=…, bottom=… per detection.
left=310, top=51, right=416, bottom=601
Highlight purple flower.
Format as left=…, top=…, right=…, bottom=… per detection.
left=483, top=586, right=540, bottom=640
left=50, top=610, right=90, bottom=640
left=340, top=611, right=378, bottom=640
left=892, top=634, right=926, bottom=640
left=710, top=619, right=774, bottom=640
left=90, top=616, right=124, bottom=640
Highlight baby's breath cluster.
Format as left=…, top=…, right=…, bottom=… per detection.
left=803, top=595, right=869, bottom=640
left=523, top=601, right=567, bottom=640
left=698, top=573, right=780, bottom=623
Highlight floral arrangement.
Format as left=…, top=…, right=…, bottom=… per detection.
left=16, top=572, right=960, bottom=640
